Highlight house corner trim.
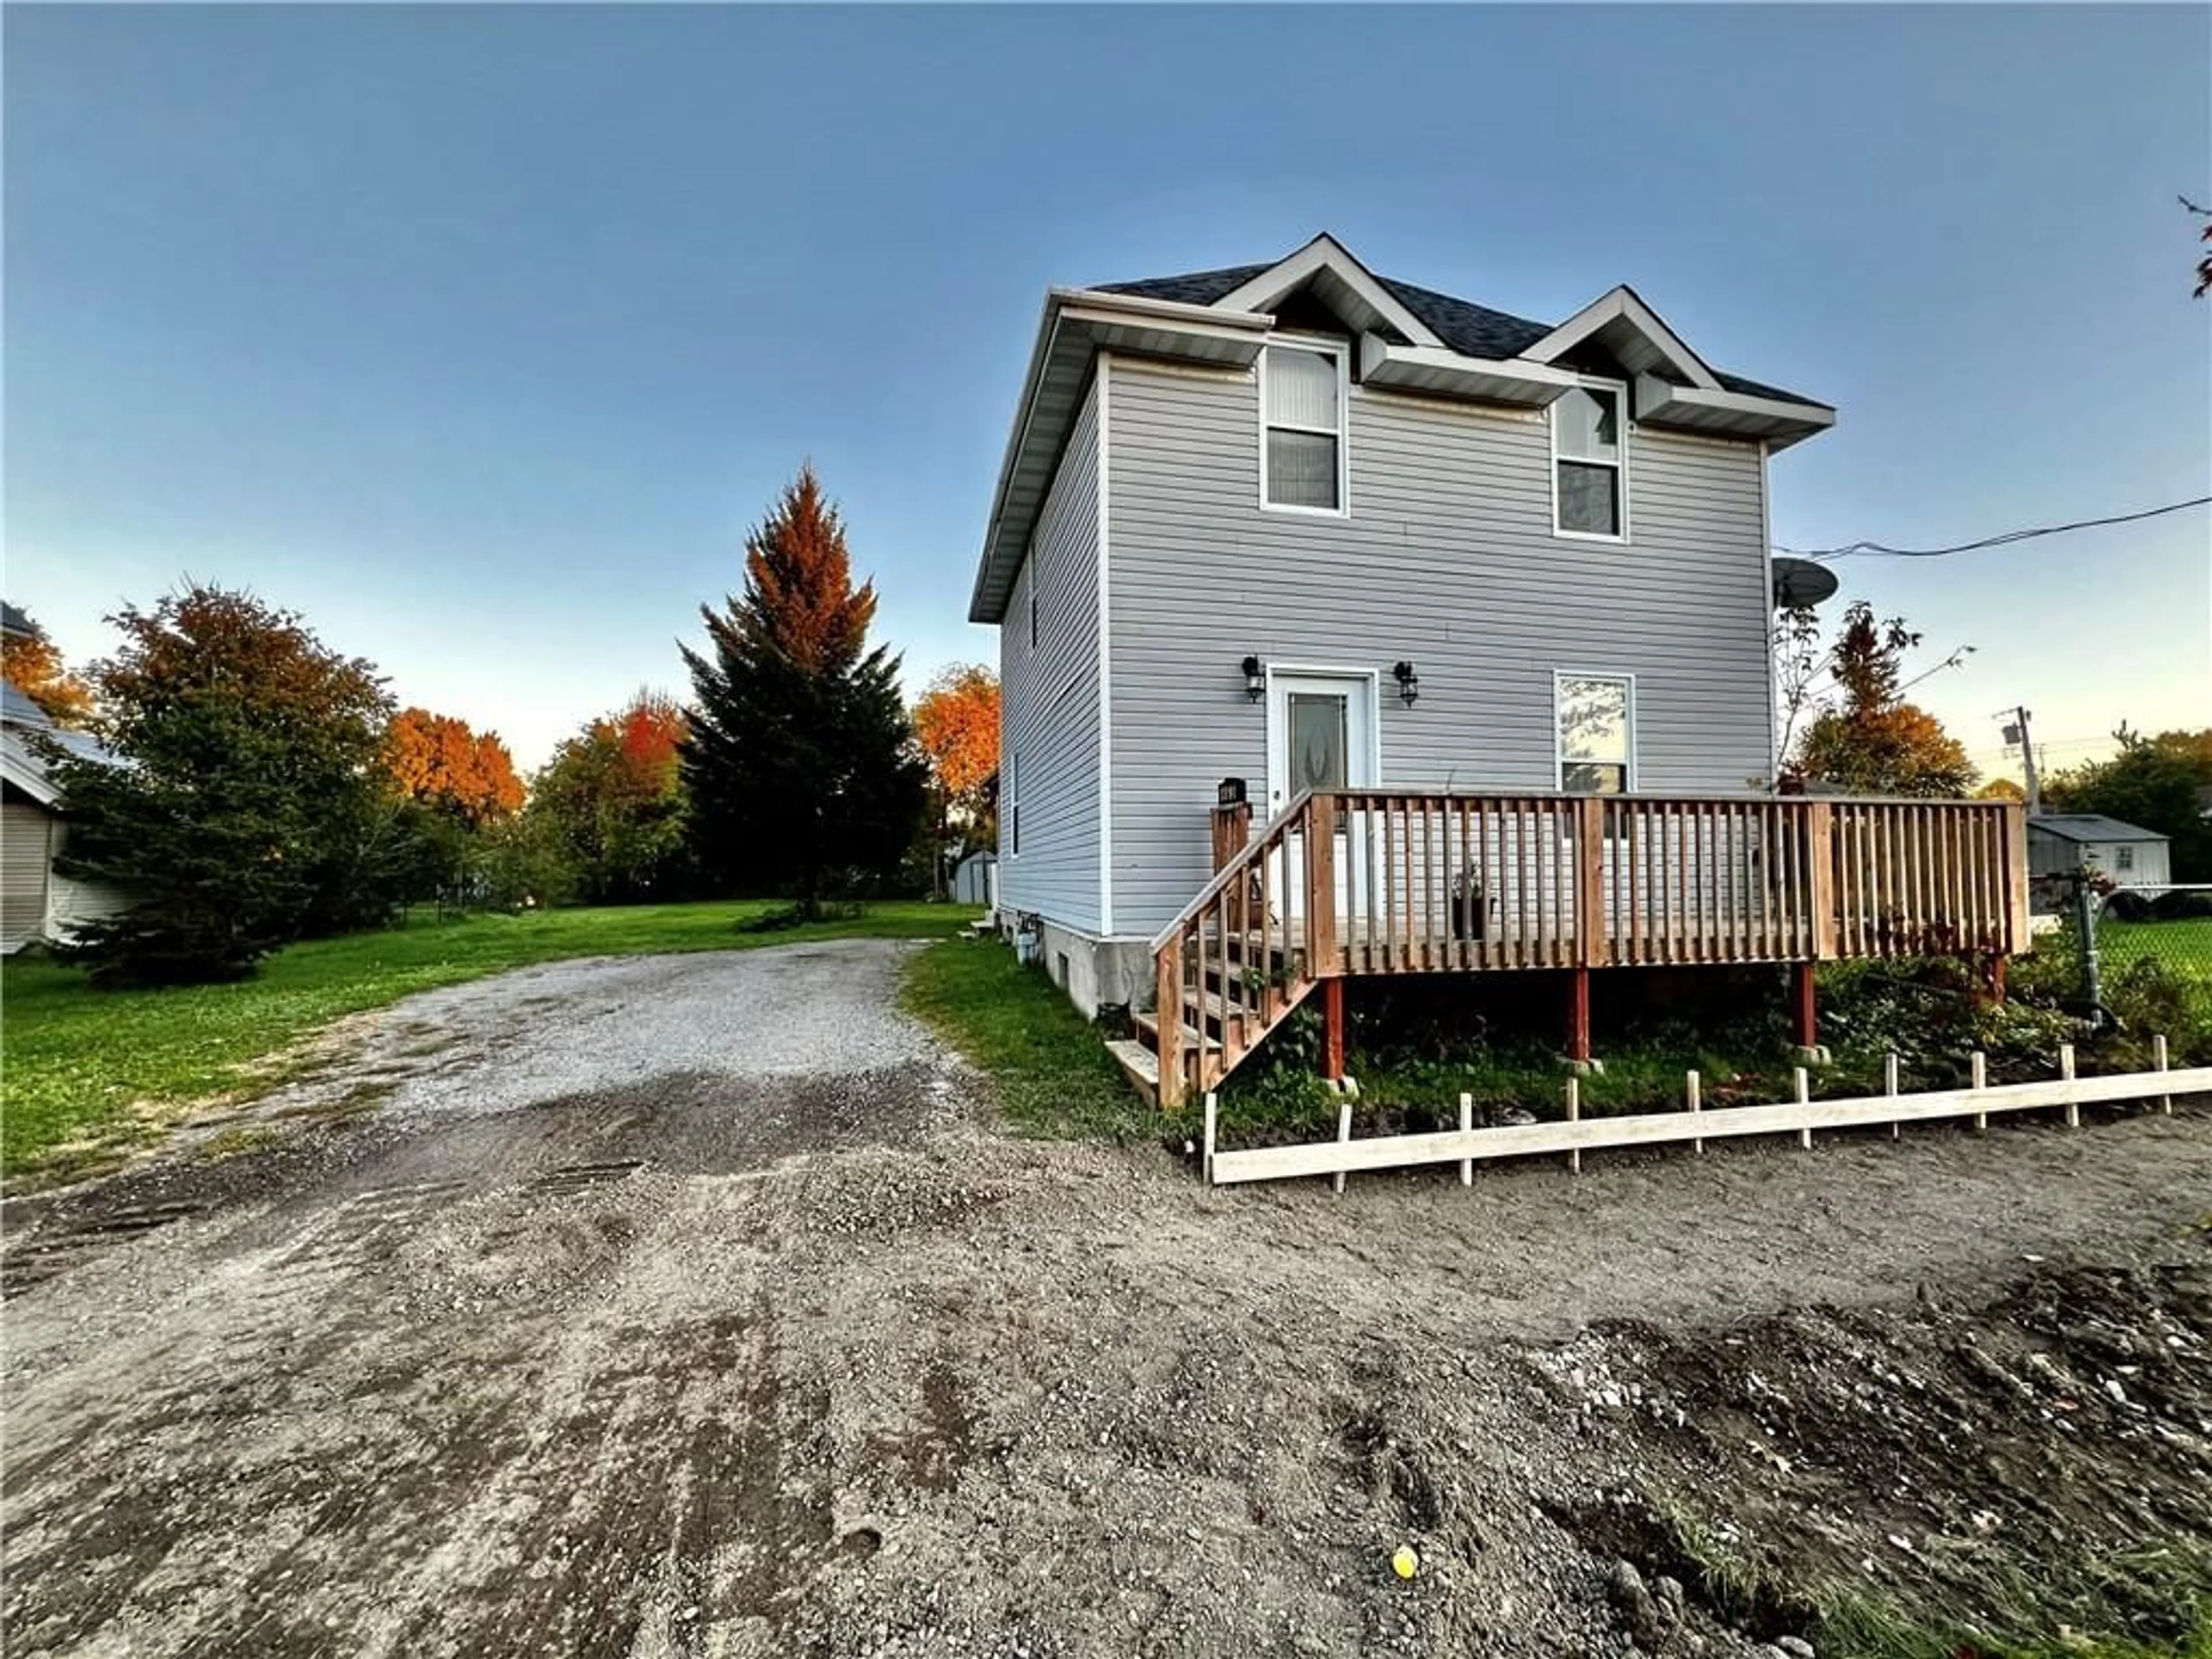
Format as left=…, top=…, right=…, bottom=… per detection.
left=1096, top=351, right=1114, bottom=937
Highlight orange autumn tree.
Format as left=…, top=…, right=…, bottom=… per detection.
left=2, top=605, right=97, bottom=728
left=913, top=664, right=1000, bottom=889
left=914, top=663, right=999, bottom=804
left=1791, top=602, right=1977, bottom=798
left=385, top=707, right=525, bottom=827
left=528, top=690, right=692, bottom=903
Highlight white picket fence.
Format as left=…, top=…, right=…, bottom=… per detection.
left=1201, top=1038, right=2203, bottom=1189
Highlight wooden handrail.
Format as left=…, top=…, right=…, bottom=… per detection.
left=1147, top=788, right=1316, bottom=953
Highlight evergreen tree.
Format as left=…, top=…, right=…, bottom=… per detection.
left=50, top=584, right=395, bottom=984
left=681, top=468, right=925, bottom=911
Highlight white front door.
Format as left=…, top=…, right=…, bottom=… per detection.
left=1264, top=669, right=1378, bottom=922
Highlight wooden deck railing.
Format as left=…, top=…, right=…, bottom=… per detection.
left=1312, top=791, right=2028, bottom=971
left=1145, top=789, right=2029, bottom=1107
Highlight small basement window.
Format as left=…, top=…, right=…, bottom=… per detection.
left=1557, top=673, right=1634, bottom=793
left=1262, top=342, right=1345, bottom=512
left=1552, top=383, right=1625, bottom=537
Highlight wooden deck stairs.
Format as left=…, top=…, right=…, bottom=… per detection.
left=1108, top=787, right=2032, bottom=1111
left=1108, top=929, right=1320, bottom=1106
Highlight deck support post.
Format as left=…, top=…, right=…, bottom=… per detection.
left=1320, top=978, right=1346, bottom=1083
left=1790, top=961, right=1818, bottom=1051
left=1566, top=967, right=1592, bottom=1065
left=1155, top=937, right=1184, bottom=1112
left=1989, top=952, right=2008, bottom=1006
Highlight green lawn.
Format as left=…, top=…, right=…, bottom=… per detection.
left=2100, top=916, right=2212, bottom=976
left=901, top=935, right=1158, bottom=1145
left=2, top=900, right=976, bottom=1182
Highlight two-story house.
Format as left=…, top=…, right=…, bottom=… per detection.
left=969, top=235, right=2026, bottom=1105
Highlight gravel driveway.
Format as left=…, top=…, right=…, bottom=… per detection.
left=5, top=938, right=2209, bottom=1657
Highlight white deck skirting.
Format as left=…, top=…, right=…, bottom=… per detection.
left=1205, top=1043, right=2200, bottom=1188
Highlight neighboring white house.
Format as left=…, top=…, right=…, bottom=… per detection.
left=2, top=679, right=130, bottom=953
left=2027, top=813, right=2172, bottom=903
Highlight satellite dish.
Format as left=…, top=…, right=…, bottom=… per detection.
left=1772, top=555, right=1839, bottom=608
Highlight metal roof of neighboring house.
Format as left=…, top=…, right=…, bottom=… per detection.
left=2, top=729, right=65, bottom=806
left=2027, top=814, right=2169, bottom=844
left=1097, top=265, right=1816, bottom=404
left=0, top=681, right=113, bottom=806
left=2, top=680, right=52, bottom=729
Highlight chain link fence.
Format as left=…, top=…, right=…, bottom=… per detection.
left=2081, top=881, right=2212, bottom=1037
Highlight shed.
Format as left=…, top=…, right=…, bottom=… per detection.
left=2026, top=813, right=2172, bottom=903
left=952, top=849, right=998, bottom=908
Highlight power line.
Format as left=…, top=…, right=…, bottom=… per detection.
left=1778, top=495, right=2211, bottom=563
left=1897, top=644, right=1974, bottom=694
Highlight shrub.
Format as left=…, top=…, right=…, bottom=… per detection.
left=2105, top=889, right=2156, bottom=922
left=2152, top=888, right=2212, bottom=921
left=1819, top=957, right=2086, bottom=1087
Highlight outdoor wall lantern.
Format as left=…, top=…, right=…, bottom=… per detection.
left=1392, top=661, right=1421, bottom=707
left=1241, top=656, right=1265, bottom=702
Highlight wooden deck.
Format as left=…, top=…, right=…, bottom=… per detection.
left=1135, top=789, right=2031, bottom=1108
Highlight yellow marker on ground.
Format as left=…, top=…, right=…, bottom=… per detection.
left=1392, top=1545, right=1419, bottom=1581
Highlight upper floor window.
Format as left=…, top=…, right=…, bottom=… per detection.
left=1261, top=342, right=1346, bottom=513
left=1557, top=673, right=1634, bottom=793
left=1552, top=383, right=1625, bottom=538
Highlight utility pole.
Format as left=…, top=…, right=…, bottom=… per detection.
left=2000, top=706, right=2042, bottom=816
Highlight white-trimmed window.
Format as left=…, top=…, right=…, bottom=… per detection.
left=1261, top=342, right=1346, bottom=513
left=1552, top=382, right=1626, bottom=538
left=2115, top=844, right=2134, bottom=873
left=1557, top=673, right=1634, bottom=794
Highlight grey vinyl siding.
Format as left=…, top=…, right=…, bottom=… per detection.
left=1105, top=356, right=1776, bottom=937
left=998, top=374, right=1102, bottom=934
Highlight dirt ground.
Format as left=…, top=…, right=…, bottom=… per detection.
left=4, top=939, right=2208, bottom=1658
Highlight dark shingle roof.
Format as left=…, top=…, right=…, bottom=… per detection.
left=1097, top=260, right=1820, bottom=407
left=1094, top=265, right=1273, bottom=307
left=1377, top=276, right=1552, bottom=359
left=1, top=601, right=35, bottom=639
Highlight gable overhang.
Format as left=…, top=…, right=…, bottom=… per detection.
left=1210, top=233, right=1448, bottom=350
left=1521, top=285, right=1721, bottom=389
left=1359, top=337, right=1582, bottom=408
left=969, top=289, right=1271, bottom=624
left=1633, top=374, right=1836, bottom=452
left=1, top=731, right=62, bottom=808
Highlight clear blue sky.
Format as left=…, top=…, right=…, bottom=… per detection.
left=7, top=5, right=2207, bottom=775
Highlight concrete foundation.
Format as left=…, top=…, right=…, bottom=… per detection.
left=998, top=915, right=1153, bottom=1018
